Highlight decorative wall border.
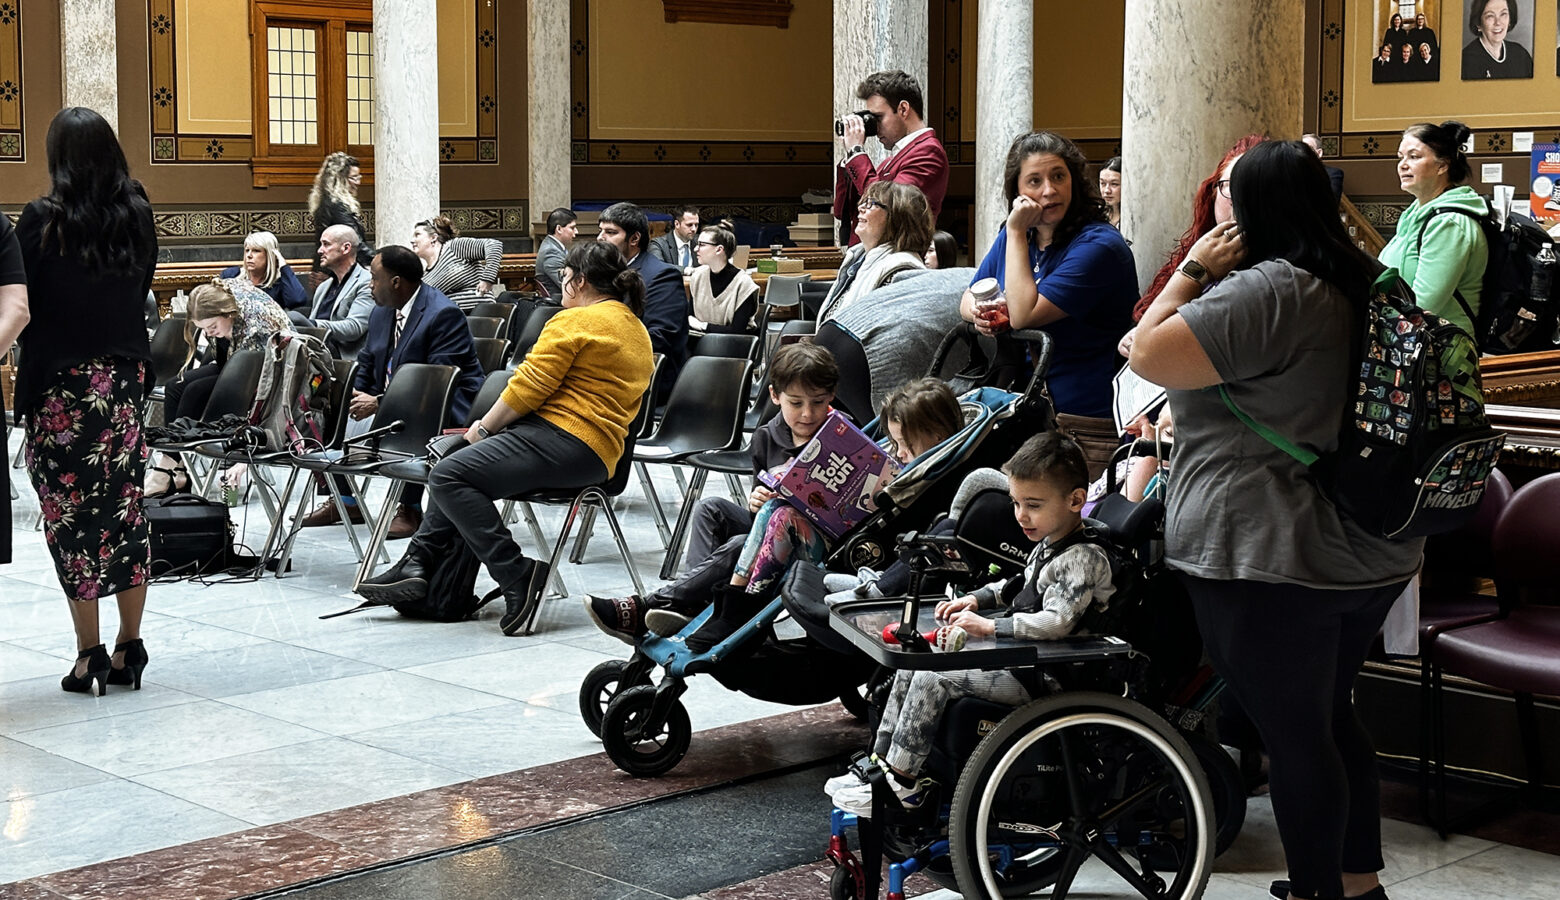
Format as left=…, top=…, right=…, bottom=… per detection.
left=1314, top=0, right=1559, bottom=163
left=146, top=0, right=497, bottom=166
left=0, top=204, right=528, bottom=243
left=0, top=0, right=22, bottom=161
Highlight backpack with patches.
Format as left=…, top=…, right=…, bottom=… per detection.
left=249, top=331, right=334, bottom=453
left=1417, top=207, right=1559, bottom=354
left=1221, top=268, right=1505, bottom=540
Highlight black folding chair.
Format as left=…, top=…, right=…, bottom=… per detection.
left=275, top=363, right=457, bottom=572
left=145, top=317, right=191, bottom=418
left=466, top=316, right=505, bottom=340
left=466, top=300, right=516, bottom=336
left=473, top=337, right=510, bottom=373
left=146, top=350, right=267, bottom=495
left=511, top=304, right=564, bottom=363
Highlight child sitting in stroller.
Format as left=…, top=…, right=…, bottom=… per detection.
left=827, top=431, right=1118, bottom=816
left=682, top=379, right=966, bottom=652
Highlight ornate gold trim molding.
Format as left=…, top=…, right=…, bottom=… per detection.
left=0, top=0, right=21, bottom=161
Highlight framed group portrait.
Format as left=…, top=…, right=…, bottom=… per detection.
left=1371, top=1, right=1444, bottom=83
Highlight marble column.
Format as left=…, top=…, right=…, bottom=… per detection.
left=832, top=0, right=929, bottom=234
left=974, top=0, right=1033, bottom=255
left=528, top=0, right=571, bottom=237
left=59, top=0, right=118, bottom=134
left=373, top=0, right=440, bottom=255
left=1122, top=0, right=1305, bottom=288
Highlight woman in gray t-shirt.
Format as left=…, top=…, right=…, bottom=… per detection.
left=1128, top=140, right=1422, bottom=900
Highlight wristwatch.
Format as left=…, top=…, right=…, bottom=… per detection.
left=850, top=145, right=865, bottom=156
left=1176, top=258, right=1212, bottom=287
left=476, top=422, right=492, bottom=439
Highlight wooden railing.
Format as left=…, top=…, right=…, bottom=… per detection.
left=1340, top=194, right=1386, bottom=257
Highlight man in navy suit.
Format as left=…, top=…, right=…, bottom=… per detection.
left=301, top=245, right=484, bottom=538
left=599, top=202, right=687, bottom=398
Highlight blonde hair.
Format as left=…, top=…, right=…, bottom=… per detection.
left=308, top=151, right=361, bottom=219
left=241, top=231, right=284, bottom=289
left=183, top=279, right=239, bottom=366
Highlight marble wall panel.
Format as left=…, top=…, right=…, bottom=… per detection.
left=373, top=0, right=441, bottom=252
left=529, top=0, right=570, bottom=225
left=975, top=0, right=1033, bottom=255
left=59, top=0, right=117, bottom=134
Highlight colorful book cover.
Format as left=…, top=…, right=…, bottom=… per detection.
left=1530, top=143, right=1560, bottom=227
left=757, top=411, right=901, bottom=539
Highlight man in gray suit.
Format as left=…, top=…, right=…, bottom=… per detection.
left=292, top=224, right=374, bottom=357
left=534, top=208, right=575, bottom=301
left=648, top=205, right=700, bottom=274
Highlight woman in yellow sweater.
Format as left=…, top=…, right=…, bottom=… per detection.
left=358, top=242, right=654, bottom=634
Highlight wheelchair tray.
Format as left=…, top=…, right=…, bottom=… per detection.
left=829, top=598, right=1134, bottom=671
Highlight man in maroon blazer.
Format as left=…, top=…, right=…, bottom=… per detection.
left=832, top=70, right=949, bottom=246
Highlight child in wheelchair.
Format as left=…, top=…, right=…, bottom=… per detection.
left=827, top=431, right=1117, bottom=817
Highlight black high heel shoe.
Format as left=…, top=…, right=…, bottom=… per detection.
left=106, top=638, right=149, bottom=690
left=61, top=644, right=111, bottom=696
left=144, top=465, right=190, bottom=499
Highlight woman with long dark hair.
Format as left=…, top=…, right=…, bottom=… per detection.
left=358, top=241, right=655, bottom=636
left=1131, top=140, right=1423, bottom=900
left=15, top=107, right=159, bottom=696
left=958, top=130, right=1138, bottom=478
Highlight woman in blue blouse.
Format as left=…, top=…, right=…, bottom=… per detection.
left=958, top=130, right=1138, bottom=476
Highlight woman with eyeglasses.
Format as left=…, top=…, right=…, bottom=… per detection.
left=309, top=151, right=372, bottom=271
left=1130, top=139, right=1421, bottom=900
left=411, top=214, right=504, bottom=311
left=146, top=277, right=290, bottom=496
left=957, top=130, right=1137, bottom=479
left=817, top=181, right=933, bottom=323
left=687, top=224, right=760, bottom=334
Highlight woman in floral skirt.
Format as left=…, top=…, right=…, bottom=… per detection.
left=15, top=107, right=159, bottom=696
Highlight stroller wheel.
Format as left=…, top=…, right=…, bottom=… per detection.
left=579, top=659, right=649, bottom=739
left=602, top=684, right=692, bottom=777
left=1182, top=730, right=1247, bottom=857
left=838, top=682, right=871, bottom=722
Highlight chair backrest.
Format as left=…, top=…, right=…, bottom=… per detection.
left=473, top=337, right=510, bottom=373
left=692, top=333, right=758, bottom=362
left=762, top=274, right=811, bottom=309
left=466, top=316, right=505, bottom=340
left=369, top=363, right=458, bottom=457
left=147, top=317, right=191, bottom=388
left=643, top=356, right=752, bottom=457
left=319, top=358, right=360, bottom=450
left=511, top=304, right=564, bottom=362
left=467, top=300, right=515, bottom=331
left=638, top=353, right=666, bottom=438
left=200, top=350, right=267, bottom=420
left=1490, top=471, right=1560, bottom=599
left=811, top=322, right=873, bottom=424
left=464, top=367, right=515, bottom=427
left=295, top=325, right=329, bottom=343
left=1425, top=467, right=1513, bottom=581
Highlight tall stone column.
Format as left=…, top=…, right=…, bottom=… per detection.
left=974, top=0, right=1033, bottom=255
left=832, top=0, right=929, bottom=236
left=373, top=0, right=440, bottom=255
left=1122, top=0, right=1304, bottom=288
left=528, top=0, right=571, bottom=236
left=59, top=0, right=118, bottom=133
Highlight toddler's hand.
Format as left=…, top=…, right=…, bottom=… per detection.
left=935, top=595, right=978, bottom=621
left=948, top=610, right=995, bottom=638
left=747, top=486, right=776, bottom=513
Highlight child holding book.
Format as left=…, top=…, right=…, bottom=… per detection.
left=827, top=432, right=1117, bottom=815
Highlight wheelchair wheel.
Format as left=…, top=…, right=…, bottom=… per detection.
left=1182, top=730, right=1246, bottom=857
left=838, top=682, right=870, bottom=721
left=948, top=691, right=1213, bottom=900
left=828, top=865, right=858, bottom=900
left=601, top=684, right=691, bottom=777
left=579, top=659, right=650, bottom=739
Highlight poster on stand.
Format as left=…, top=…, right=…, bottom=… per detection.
left=1530, top=143, right=1560, bottom=227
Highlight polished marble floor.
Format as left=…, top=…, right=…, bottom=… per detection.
left=2, top=454, right=1558, bottom=898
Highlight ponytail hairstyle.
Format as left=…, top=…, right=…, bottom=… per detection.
left=1402, top=120, right=1473, bottom=185
left=564, top=241, right=644, bottom=317
left=418, top=214, right=458, bottom=244
left=182, top=279, right=240, bottom=366
left=879, top=377, right=964, bottom=458
left=37, top=107, right=155, bottom=280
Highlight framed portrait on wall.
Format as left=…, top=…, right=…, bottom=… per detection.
left=1461, top=0, right=1534, bottom=79
left=1373, top=1, right=1443, bottom=83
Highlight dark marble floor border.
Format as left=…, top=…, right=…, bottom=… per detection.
left=2, top=706, right=866, bottom=900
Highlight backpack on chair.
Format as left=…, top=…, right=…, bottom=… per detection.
left=248, top=331, right=334, bottom=453
left=1221, top=267, right=1505, bottom=540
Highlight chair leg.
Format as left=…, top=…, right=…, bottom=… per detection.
left=1431, top=663, right=1450, bottom=838
left=725, top=472, right=745, bottom=505
left=636, top=461, right=673, bottom=545
left=529, top=497, right=586, bottom=634
left=1515, top=692, right=1544, bottom=803
left=659, top=467, right=709, bottom=581
left=326, top=479, right=369, bottom=562
left=250, top=466, right=302, bottom=577
left=517, top=501, right=568, bottom=597
left=593, top=491, right=646, bottom=598
left=274, top=475, right=323, bottom=577
left=353, top=479, right=406, bottom=590
left=568, top=505, right=599, bottom=564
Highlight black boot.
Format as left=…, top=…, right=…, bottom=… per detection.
left=684, top=584, right=760, bottom=654
left=356, top=545, right=434, bottom=604
left=499, top=557, right=551, bottom=636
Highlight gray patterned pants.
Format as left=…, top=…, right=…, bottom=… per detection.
left=873, top=667, right=1031, bottom=777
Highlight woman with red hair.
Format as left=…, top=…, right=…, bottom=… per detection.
left=1119, top=134, right=1266, bottom=356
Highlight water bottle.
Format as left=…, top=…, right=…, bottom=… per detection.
left=1534, top=242, right=1558, bottom=343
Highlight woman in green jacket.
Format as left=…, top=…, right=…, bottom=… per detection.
left=1378, top=120, right=1488, bottom=337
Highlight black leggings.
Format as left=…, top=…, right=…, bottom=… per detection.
left=1181, top=574, right=1405, bottom=900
